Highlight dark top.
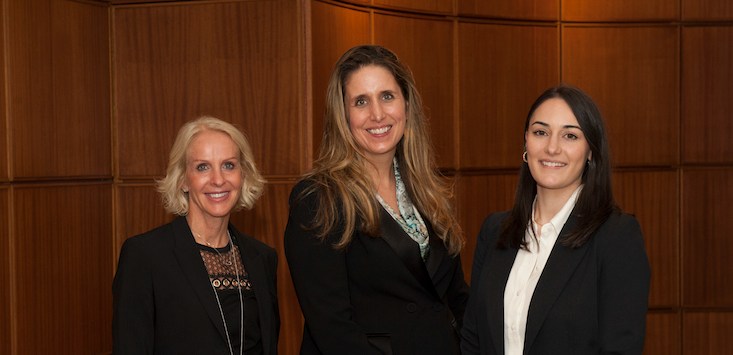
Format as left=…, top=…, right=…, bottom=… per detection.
left=461, top=211, right=650, bottom=355
left=284, top=179, right=469, bottom=355
left=198, top=243, right=262, bottom=354
left=113, top=216, right=279, bottom=355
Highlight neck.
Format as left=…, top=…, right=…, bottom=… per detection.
left=534, top=186, right=578, bottom=225
left=367, top=157, right=396, bottom=196
left=186, top=214, right=230, bottom=247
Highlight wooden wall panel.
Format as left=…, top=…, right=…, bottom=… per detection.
left=645, top=311, right=681, bottom=355
left=562, top=26, right=678, bottom=167
left=682, top=168, right=733, bottom=307
left=374, top=14, right=455, bottom=168
left=682, top=26, right=733, bottom=164
left=311, top=2, right=370, bottom=157
left=231, top=182, right=301, bottom=355
left=14, top=184, right=112, bottom=354
left=682, top=0, right=733, bottom=21
left=456, top=173, right=518, bottom=281
left=374, top=0, right=452, bottom=14
left=114, top=0, right=301, bottom=178
left=115, top=183, right=170, bottom=254
left=613, top=171, right=679, bottom=308
left=8, top=0, right=110, bottom=179
left=0, top=188, right=9, bottom=355
left=562, top=0, right=678, bottom=21
left=0, top=0, right=6, bottom=182
left=682, top=311, right=733, bottom=354
left=459, top=23, right=558, bottom=169
left=458, top=0, right=558, bottom=21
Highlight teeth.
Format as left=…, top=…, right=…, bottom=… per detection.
left=368, top=126, right=391, bottom=134
left=209, top=192, right=228, bottom=198
left=542, top=161, right=565, bottom=167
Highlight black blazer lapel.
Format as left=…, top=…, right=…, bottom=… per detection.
left=486, top=242, right=519, bottom=355
left=423, top=221, right=447, bottom=280
left=379, top=208, right=440, bottom=299
left=524, top=215, right=591, bottom=351
left=232, top=228, right=274, bottom=354
left=171, top=217, right=229, bottom=341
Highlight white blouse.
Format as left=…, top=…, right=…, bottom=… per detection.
left=503, top=186, right=582, bottom=355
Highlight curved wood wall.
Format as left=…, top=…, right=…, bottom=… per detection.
left=0, top=0, right=730, bottom=354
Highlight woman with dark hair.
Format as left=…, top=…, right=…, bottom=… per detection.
left=285, top=45, right=468, bottom=354
left=461, top=85, right=650, bottom=355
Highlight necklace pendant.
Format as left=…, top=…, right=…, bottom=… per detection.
left=224, top=260, right=233, bottom=266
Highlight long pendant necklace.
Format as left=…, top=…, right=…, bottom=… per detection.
left=205, top=231, right=244, bottom=355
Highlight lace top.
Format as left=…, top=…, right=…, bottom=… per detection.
left=199, top=241, right=263, bottom=354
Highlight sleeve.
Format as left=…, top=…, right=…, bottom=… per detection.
left=461, top=214, right=499, bottom=355
left=112, top=238, right=155, bottom=355
left=598, top=215, right=651, bottom=355
left=283, top=184, right=379, bottom=355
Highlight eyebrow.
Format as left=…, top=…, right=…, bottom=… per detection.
left=531, top=121, right=581, bottom=130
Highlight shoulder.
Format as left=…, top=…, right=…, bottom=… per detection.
left=235, top=229, right=276, bottom=256
left=121, top=219, right=176, bottom=250
left=592, top=212, right=645, bottom=250
left=479, top=211, right=510, bottom=236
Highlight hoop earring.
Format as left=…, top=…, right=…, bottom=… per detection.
left=522, top=151, right=528, bottom=163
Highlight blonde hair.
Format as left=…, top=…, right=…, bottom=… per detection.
left=157, top=116, right=266, bottom=215
left=301, top=45, right=463, bottom=255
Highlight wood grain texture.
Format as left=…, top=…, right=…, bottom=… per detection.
left=613, top=171, right=679, bottom=308
left=644, top=311, right=681, bottom=355
left=458, top=0, right=558, bottom=20
left=311, top=2, right=370, bottom=159
left=115, top=183, right=171, bottom=255
left=0, top=0, right=6, bottom=182
left=682, top=168, right=733, bottom=307
left=562, top=0, right=678, bottom=21
left=682, top=311, right=733, bottom=354
left=8, top=0, right=110, bottom=179
left=374, top=14, right=455, bottom=168
left=374, top=0, right=452, bottom=14
left=0, top=188, right=9, bottom=355
left=14, top=183, right=113, bottom=354
left=682, top=26, right=733, bottom=164
left=682, top=0, right=733, bottom=21
left=456, top=173, right=519, bottom=281
left=562, top=25, right=679, bottom=167
left=231, top=181, right=301, bottom=355
left=459, top=23, right=559, bottom=169
left=114, top=0, right=302, bottom=177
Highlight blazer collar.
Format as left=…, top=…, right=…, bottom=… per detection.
left=523, top=214, right=591, bottom=351
left=170, top=216, right=229, bottom=342
left=378, top=208, right=441, bottom=299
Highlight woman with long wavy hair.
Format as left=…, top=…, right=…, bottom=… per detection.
left=284, top=45, right=468, bottom=355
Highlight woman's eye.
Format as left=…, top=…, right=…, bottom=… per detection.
left=533, top=130, right=547, bottom=136
left=565, top=133, right=579, bottom=140
left=383, top=92, right=394, bottom=100
left=355, top=98, right=366, bottom=106
left=223, top=162, right=236, bottom=170
left=196, top=164, right=209, bottom=172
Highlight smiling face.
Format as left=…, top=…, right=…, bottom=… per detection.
left=525, top=98, right=591, bottom=197
left=182, top=129, right=243, bottom=223
left=344, top=64, right=407, bottom=165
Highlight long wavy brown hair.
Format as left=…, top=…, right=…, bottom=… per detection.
left=299, top=45, right=463, bottom=256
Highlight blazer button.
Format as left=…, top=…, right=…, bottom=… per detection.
left=432, top=303, right=444, bottom=312
left=405, top=303, right=418, bottom=313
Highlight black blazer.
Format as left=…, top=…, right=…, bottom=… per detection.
left=461, top=211, right=650, bottom=355
left=113, top=216, right=279, bottom=355
left=284, top=180, right=469, bottom=355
